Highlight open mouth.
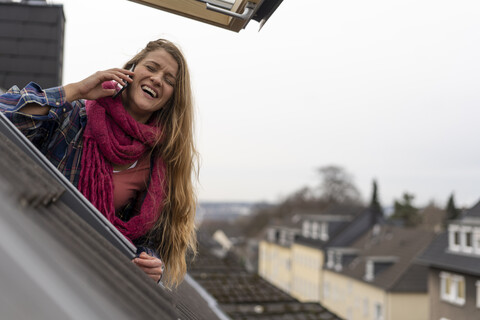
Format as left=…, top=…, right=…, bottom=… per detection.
left=141, top=85, right=157, bottom=98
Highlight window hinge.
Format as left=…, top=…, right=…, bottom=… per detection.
left=197, top=1, right=257, bottom=20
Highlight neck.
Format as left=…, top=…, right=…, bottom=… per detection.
left=121, top=92, right=150, bottom=124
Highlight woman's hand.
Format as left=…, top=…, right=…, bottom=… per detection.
left=133, top=252, right=164, bottom=283
left=64, top=68, right=134, bottom=102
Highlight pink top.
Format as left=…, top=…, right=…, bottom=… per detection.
left=112, top=154, right=150, bottom=212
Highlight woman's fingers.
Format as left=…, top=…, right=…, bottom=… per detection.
left=65, top=68, right=134, bottom=101
left=105, top=69, right=134, bottom=86
left=132, top=253, right=164, bottom=282
left=134, top=257, right=163, bottom=268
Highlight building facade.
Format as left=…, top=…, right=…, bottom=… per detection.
left=0, top=0, right=65, bottom=89
left=418, top=200, right=480, bottom=320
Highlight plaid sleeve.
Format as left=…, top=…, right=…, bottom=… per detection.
left=0, top=82, right=79, bottom=144
left=136, top=246, right=161, bottom=260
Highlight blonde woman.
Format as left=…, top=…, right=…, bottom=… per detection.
left=0, top=39, right=198, bottom=287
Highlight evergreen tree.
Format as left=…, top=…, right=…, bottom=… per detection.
left=390, top=193, right=421, bottom=227
left=369, top=179, right=384, bottom=220
left=445, top=193, right=460, bottom=222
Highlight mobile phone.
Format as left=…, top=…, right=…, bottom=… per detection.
left=113, top=64, right=135, bottom=99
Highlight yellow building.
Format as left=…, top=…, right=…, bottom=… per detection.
left=259, top=208, right=438, bottom=320
left=321, top=225, right=435, bottom=320
left=259, top=211, right=358, bottom=300
left=290, top=209, right=377, bottom=303
left=323, top=269, right=429, bottom=320
left=258, top=226, right=298, bottom=293
left=291, top=242, right=324, bottom=301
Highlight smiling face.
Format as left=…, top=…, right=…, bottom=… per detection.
left=122, top=49, right=179, bottom=123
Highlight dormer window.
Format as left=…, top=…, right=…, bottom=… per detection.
left=449, top=225, right=461, bottom=252
left=279, top=229, right=287, bottom=246
left=302, top=220, right=328, bottom=241
left=364, top=257, right=397, bottom=282
left=334, top=252, right=343, bottom=272
left=302, top=221, right=311, bottom=238
left=327, top=250, right=335, bottom=269
left=463, top=226, right=473, bottom=254
left=454, top=232, right=461, bottom=246
left=320, top=222, right=329, bottom=241
left=311, top=222, right=319, bottom=239
left=365, top=260, right=374, bottom=281
left=475, top=229, right=480, bottom=255
left=267, top=228, right=277, bottom=242
left=449, top=224, right=478, bottom=255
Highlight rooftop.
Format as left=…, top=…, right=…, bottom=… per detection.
left=330, top=225, right=435, bottom=292
left=189, top=233, right=343, bottom=320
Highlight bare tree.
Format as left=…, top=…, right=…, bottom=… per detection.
left=316, top=165, right=363, bottom=205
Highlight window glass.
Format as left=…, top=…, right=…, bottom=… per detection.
left=476, top=281, right=480, bottom=308
left=312, top=222, right=319, bottom=239
left=374, top=303, right=383, bottom=320
left=303, top=221, right=311, bottom=237
left=440, top=272, right=466, bottom=305
left=445, top=276, right=451, bottom=295
left=454, top=231, right=461, bottom=245
left=320, top=222, right=329, bottom=241
left=363, top=297, right=369, bottom=317
left=457, top=278, right=465, bottom=300
left=474, top=229, right=480, bottom=254
left=466, top=232, right=473, bottom=247
left=129, top=0, right=271, bottom=33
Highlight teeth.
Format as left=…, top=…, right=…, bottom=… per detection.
left=141, top=85, right=157, bottom=98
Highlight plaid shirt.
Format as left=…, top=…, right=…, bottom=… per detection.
left=0, top=82, right=160, bottom=258
left=0, top=82, right=86, bottom=187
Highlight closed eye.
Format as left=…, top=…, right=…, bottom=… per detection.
left=165, top=77, right=176, bottom=86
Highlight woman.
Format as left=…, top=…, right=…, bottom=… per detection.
left=0, top=39, right=198, bottom=287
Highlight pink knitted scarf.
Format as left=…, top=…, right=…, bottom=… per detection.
left=78, top=81, right=166, bottom=242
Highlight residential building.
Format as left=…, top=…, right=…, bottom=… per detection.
left=190, top=232, right=342, bottom=320
left=292, top=208, right=383, bottom=302
left=259, top=205, right=375, bottom=302
left=0, top=0, right=65, bottom=89
left=259, top=223, right=301, bottom=293
left=322, top=225, right=435, bottom=320
left=418, top=200, right=480, bottom=320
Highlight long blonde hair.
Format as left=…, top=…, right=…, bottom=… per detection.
left=124, top=39, right=198, bottom=287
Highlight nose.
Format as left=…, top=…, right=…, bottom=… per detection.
left=150, top=73, right=163, bottom=87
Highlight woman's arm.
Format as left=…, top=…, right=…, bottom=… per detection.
left=16, top=68, right=134, bottom=116
left=0, top=83, right=75, bottom=145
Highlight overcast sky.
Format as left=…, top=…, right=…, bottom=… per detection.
left=53, top=0, right=480, bottom=208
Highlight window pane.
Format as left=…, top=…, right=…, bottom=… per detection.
left=454, top=232, right=461, bottom=245
left=466, top=232, right=473, bottom=247
left=445, top=276, right=451, bottom=295
left=458, top=279, right=465, bottom=299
